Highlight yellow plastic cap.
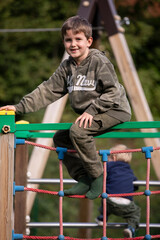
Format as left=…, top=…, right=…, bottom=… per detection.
left=0, top=110, right=15, bottom=115
left=16, top=120, right=29, bottom=124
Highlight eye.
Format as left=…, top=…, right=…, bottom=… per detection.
left=64, top=38, right=71, bottom=42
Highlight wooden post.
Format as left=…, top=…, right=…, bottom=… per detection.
left=78, top=199, right=93, bottom=238
left=26, top=52, right=69, bottom=215
left=0, top=133, right=14, bottom=240
left=78, top=0, right=160, bottom=180
left=108, top=33, right=160, bottom=179
left=14, top=144, right=28, bottom=234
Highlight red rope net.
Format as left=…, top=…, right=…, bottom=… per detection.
left=22, top=141, right=160, bottom=240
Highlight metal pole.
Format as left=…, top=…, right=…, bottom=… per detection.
left=26, top=222, right=160, bottom=229
left=27, top=178, right=160, bottom=186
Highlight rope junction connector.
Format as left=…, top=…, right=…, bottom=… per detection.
left=144, top=190, right=151, bottom=196
left=58, top=191, right=64, bottom=197
left=141, top=146, right=153, bottom=159
left=144, top=234, right=152, bottom=240
left=58, top=234, right=65, bottom=240
left=13, top=182, right=24, bottom=196
left=101, top=193, right=108, bottom=199
left=99, top=149, right=110, bottom=162
left=101, top=236, right=108, bottom=240
left=15, top=138, right=25, bottom=145
left=12, top=230, right=23, bottom=240
left=56, top=147, right=67, bottom=160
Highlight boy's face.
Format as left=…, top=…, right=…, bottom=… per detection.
left=63, top=30, right=93, bottom=65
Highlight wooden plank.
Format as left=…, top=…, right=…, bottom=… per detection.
left=79, top=0, right=160, bottom=179
left=14, top=144, right=28, bottom=234
left=78, top=0, right=97, bottom=22
left=0, top=133, right=14, bottom=240
left=78, top=199, right=93, bottom=238
left=26, top=95, right=68, bottom=216
left=109, top=34, right=153, bottom=119
left=108, top=33, right=160, bottom=179
left=26, top=52, right=69, bottom=216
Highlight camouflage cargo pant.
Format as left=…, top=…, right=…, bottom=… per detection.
left=53, top=113, right=129, bottom=180
left=99, top=198, right=141, bottom=230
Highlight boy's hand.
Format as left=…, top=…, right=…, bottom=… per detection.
left=75, top=112, right=93, bottom=128
left=0, top=105, right=16, bottom=112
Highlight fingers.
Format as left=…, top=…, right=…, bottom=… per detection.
left=80, top=116, right=87, bottom=128
left=0, top=105, right=16, bottom=111
left=89, top=116, right=92, bottom=127
left=75, top=115, right=84, bottom=128
left=0, top=106, right=6, bottom=110
left=75, top=112, right=93, bottom=128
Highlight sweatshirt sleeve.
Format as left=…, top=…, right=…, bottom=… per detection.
left=133, top=175, right=139, bottom=191
left=85, top=62, right=121, bottom=116
left=15, top=64, right=68, bottom=114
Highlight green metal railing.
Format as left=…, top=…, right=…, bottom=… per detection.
left=0, top=110, right=160, bottom=138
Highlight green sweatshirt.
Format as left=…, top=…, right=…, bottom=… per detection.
left=15, top=49, right=131, bottom=121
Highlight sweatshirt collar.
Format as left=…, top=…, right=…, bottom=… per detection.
left=69, top=48, right=100, bottom=67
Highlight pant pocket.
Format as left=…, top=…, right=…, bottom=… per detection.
left=94, top=113, right=121, bottom=130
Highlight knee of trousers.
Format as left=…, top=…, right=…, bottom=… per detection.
left=53, top=131, right=64, bottom=147
left=69, top=123, right=85, bottom=140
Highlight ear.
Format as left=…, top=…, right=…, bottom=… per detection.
left=87, top=37, right=93, bottom=47
left=113, top=155, right=117, bottom=162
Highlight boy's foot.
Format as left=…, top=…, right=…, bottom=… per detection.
left=123, top=226, right=135, bottom=238
left=64, top=177, right=90, bottom=195
left=86, top=174, right=103, bottom=199
left=95, top=216, right=103, bottom=226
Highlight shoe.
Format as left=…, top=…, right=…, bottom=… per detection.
left=86, top=174, right=103, bottom=199
left=123, top=226, right=135, bottom=238
left=64, top=176, right=90, bottom=195
left=95, top=216, right=103, bottom=226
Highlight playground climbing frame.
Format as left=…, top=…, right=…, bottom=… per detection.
left=1, top=111, right=160, bottom=240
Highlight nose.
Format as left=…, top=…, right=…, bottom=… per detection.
left=71, top=39, right=76, bottom=47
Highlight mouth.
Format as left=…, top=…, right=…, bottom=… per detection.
left=70, top=49, right=78, bottom=53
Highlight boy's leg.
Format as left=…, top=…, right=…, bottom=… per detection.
left=107, top=198, right=141, bottom=234
left=122, top=202, right=141, bottom=237
left=122, top=201, right=141, bottom=230
left=96, top=199, right=110, bottom=226
left=69, top=114, right=122, bottom=199
left=64, top=176, right=91, bottom=195
left=54, top=130, right=85, bottom=180
left=53, top=130, right=90, bottom=194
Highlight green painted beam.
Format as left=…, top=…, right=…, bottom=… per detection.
left=15, top=121, right=160, bottom=131
left=1, top=110, right=160, bottom=139
left=111, top=121, right=160, bottom=129
left=0, top=111, right=15, bottom=133
left=97, top=132, right=160, bottom=138
left=15, top=131, right=160, bottom=139
left=15, top=123, right=72, bottom=131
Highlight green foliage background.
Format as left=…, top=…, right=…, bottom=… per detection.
left=0, top=0, right=160, bottom=238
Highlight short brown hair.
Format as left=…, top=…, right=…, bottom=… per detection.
left=61, top=15, right=92, bottom=39
left=109, top=144, right=132, bottom=163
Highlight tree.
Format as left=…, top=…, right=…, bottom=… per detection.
left=0, top=0, right=80, bottom=105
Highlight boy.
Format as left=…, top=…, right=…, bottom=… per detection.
left=95, top=144, right=141, bottom=237
left=0, top=16, right=131, bottom=199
